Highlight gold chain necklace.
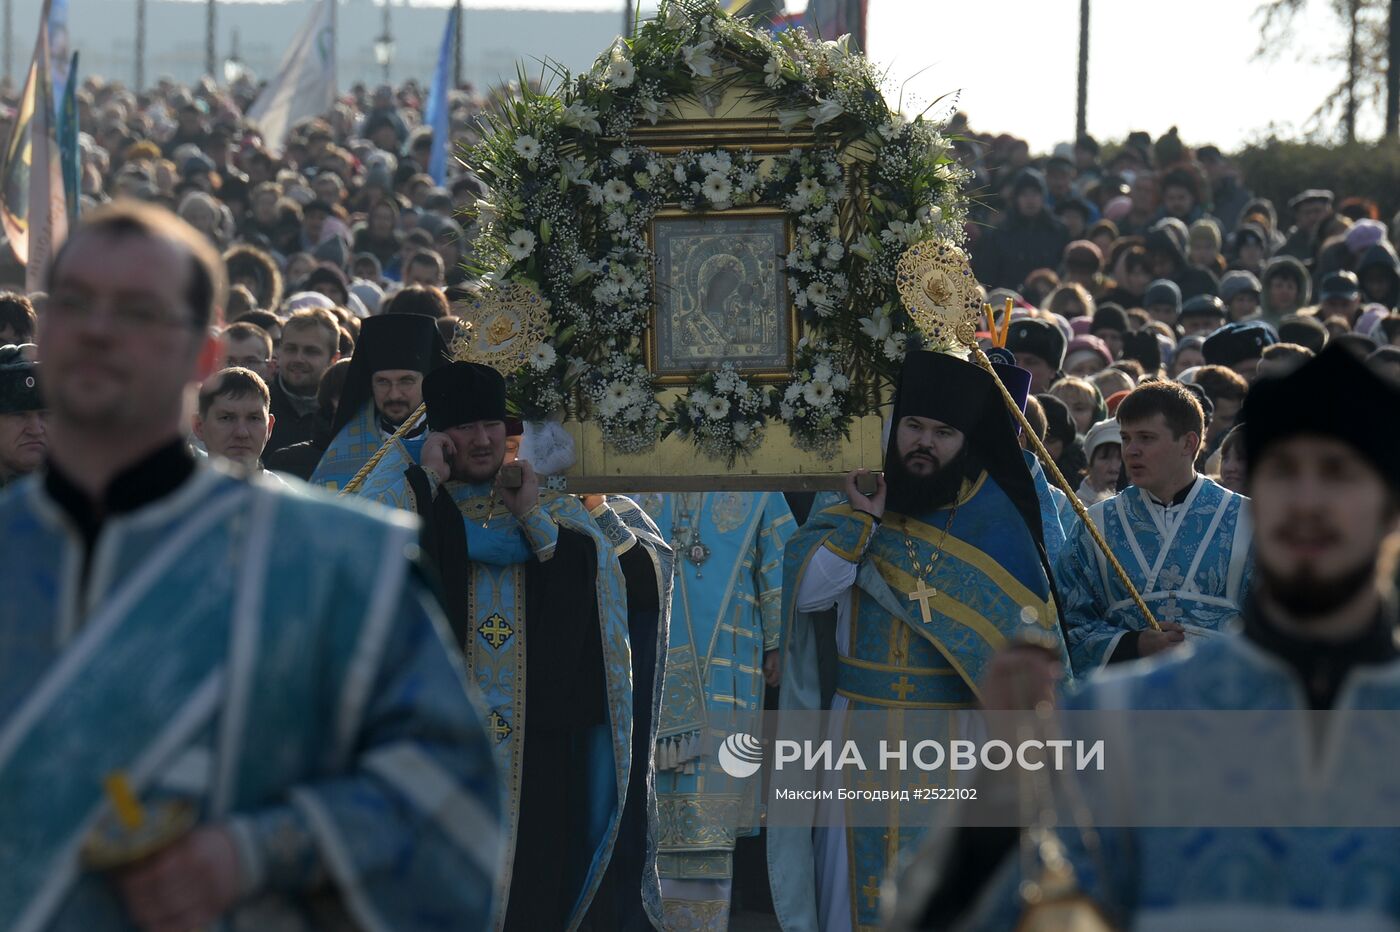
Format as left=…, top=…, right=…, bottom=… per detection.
left=671, top=492, right=711, bottom=575
left=900, top=504, right=959, bottom=624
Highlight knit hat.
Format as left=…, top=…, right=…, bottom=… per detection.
left=1219, top=270, right=1262, bottom=302
left=1082, top=418, right=1122, bottom=461
left=1346, top=218, right=1388, bottom=255
left=1065, top=335, right=1113, bottom=372
left=1202, top=320, right=1278, bottom=367
left=1064, top=240, right=1103, bottom=273
left=1144, top=279, right=1183, bottom=315
left=1010, top=167, right=1049, bottom=199
left=1091, top=303, right=1129, bottom=336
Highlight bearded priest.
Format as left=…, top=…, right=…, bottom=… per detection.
left=768, top=348, right=1072, bottom=932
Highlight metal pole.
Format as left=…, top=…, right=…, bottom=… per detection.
left=3, top=0, right=11, bottom=88
left=382, top=0, right=391, bottom=84
left=622, top=1, right=631, bottom=39
left=135, top=0, right=146, bottom=91
left=206, top=0, right=216, bottom=80
left=1075, top=0, right=1089, bottom=141
left=454, top=0, right=463, bottom=87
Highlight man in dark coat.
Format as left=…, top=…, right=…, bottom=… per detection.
left=974, top=168, right=1070, bottom=290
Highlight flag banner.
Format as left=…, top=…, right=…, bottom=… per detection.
left=246, top=0, right=336, bottom=154
left=425, top=5, right=459, bottom=185
left=0, top=0, right=67, bottom=292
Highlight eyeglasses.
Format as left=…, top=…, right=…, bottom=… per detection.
left=46, top=293, right=194, bottom=333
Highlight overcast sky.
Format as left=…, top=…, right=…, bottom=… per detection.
left=154, top=0, right=1364, bottom=152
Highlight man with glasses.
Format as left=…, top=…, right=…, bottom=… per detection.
left=0, top=201, right=502, bottom=929
left=219, top=320, right=273, bottom=382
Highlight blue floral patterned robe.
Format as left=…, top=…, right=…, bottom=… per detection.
left=1058, top=476, right=1253, bottom=674
left=0, top=464, right=501, bottom=930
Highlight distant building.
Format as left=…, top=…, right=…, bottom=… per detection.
left=7, top=0, right=625, bottom=93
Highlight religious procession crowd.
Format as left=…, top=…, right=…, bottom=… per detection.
left=1, top=67, right=1400, bottom=932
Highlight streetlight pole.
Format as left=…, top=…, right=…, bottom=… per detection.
left=454, top=0, right=463, bottom=87
left=1075, top=0, right=1089, bottom=142
left=3, top=0, right=11, bottom=89
left=135, top=0, right=146, bottom=91
left=380, top=0, right=392, bottom=84
left=206, top=0, right=216, bottom=80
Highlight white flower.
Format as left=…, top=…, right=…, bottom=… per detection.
left=714, top=370, right=738, bottom=394
left=793, top=290, right=809, bottom=309
left=918, top=203, right=944, bottom=225
left=560, top=156, right=589, bottom=183
left=602, top=179, right=633, bottom=204
left=737, top=170, right=759, bottom=192
left=529, top=343, right=558, bottom=371
left=832, top=373, right=850, bottom=391
left=812, top=361, right=833, bottom=383
left=784, top=383, right=802, bottom=402
left=878, top=113, right=907, bottom=141
left=826, top=242, right=845, bottom=262
left=513, top=134, right=541, bottom=160
left=699, top=151, right=732, bottom=174
left=808, top=97, right=844, bottom=127
left=560, top=103, right=601, bottom=134
left=797, top=177, right=821, bottom=197
left=672, top=164, right=688, bottom=184
left=646, top=160, right=661, bottom=176
left=883, top=333, right=908, bottom=361
left=683, top=40, right=716, bottom=77
left=732, top=421, right=752, bottom=442
left=506, top=229, right=536, bottom=261
left=705, top=396, right=731, bottom=419
left=806, top=281, right=830, bottom=307
left=605, top=210, right=628, bottom=230
left=600, top=381, right=630, bottom=418
left=803, top=380, right=835, bottom=407
left=778, top=109, right=807, bottom=133
left=764, top=55, right=784, bottom=88
left=850, top=235, right=878, bottom=260
left=779, top=401, right=795, bottom=420
left=690, top=389, right=712, bottom=407
left=611, top=147, right=631, bottom=166
left=608, top=56, right=636, bottom=88
left=638, top=96, right=666, bottom=124
left=702, top=172, right=733, bottom=205
left=859, top=312, right=891, bottom=341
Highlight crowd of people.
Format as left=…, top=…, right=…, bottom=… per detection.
left=2, top=64, right=1400, bottom=932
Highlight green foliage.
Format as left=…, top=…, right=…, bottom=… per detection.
left=1233, top=138, right=1400, bottom=218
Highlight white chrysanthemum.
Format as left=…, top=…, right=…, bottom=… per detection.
left=779, top=401, right=795, bottom=420
left=506, top=229, right=537, bottom=260
left=702, top=172, right=733, bottom=204
left=812, top=361, right=833, bottom=383
left=528, top=343, right=557, bottom=371
left=608, top=57, right=636, bottom=88
left=737, top=170, right=759, bottom=192
left=806, top=281, right=830, bottom=307
left=826, top=242, right=845, bottom=262
left=603, top=179, right=633, bottom=204
left=513, top=134, right=541, bottom=160
left=690, top=389, right=712, bottom=407
left=705, top=396, right=731, bottom=419
left=699, top=151, right=731, bottom=174
left=683, top=41, right=716, bottom=77
left=672, top=164, right=689, bottom=184
left=784, top=383, right=802, bottom=402
left=803, top=380, right=835, bottom=407
left=733, top=421, right=752, bottom=442
left=832, top=373, right=850, bottom=391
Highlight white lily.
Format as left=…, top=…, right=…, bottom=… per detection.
left=808, top=97, right=844, bottom=127
left=560, top=102, right=601, bottom=134
left=777, top=109, right=807, bottom=133
left=859, top=312, right=891, bottom=342
left=682, top=40, right=716, bottom=77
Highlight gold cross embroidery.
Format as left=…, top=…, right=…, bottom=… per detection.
left=478, top=613, right=514, bottom=649
left=862, top=875, right=881, bottom=909
left=487, top=710, right=512, bottom=743
left=890, top=675, right=916, bottom=701
left=907, top=581, right=938, bottom=623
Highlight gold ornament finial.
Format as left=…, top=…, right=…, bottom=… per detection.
left=895, top=240, right=983, bottom=352
left=450, top=281, right=551, bottom=375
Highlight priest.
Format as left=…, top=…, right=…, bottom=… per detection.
left=912, top=345, right=1400, bottom=931
left=308, top=312, right=449, bottom=489
left=354, top=360, right=653, bottom=931
left=768, top=349, right=1072, bottom=932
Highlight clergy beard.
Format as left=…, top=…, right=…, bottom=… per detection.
left=885, top=445, right=975, bottom=518
left=1257, top=558, right=1379, bottom=619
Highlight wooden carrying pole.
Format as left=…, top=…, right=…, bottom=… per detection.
left=966, top=341, right=1159, bottom=632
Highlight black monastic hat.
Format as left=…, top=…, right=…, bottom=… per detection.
left=422, top=361, right=507, bottom=432
left=1243, top=344, right=1400, bottom=488
left=330, top=313, right=451, bottom=436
